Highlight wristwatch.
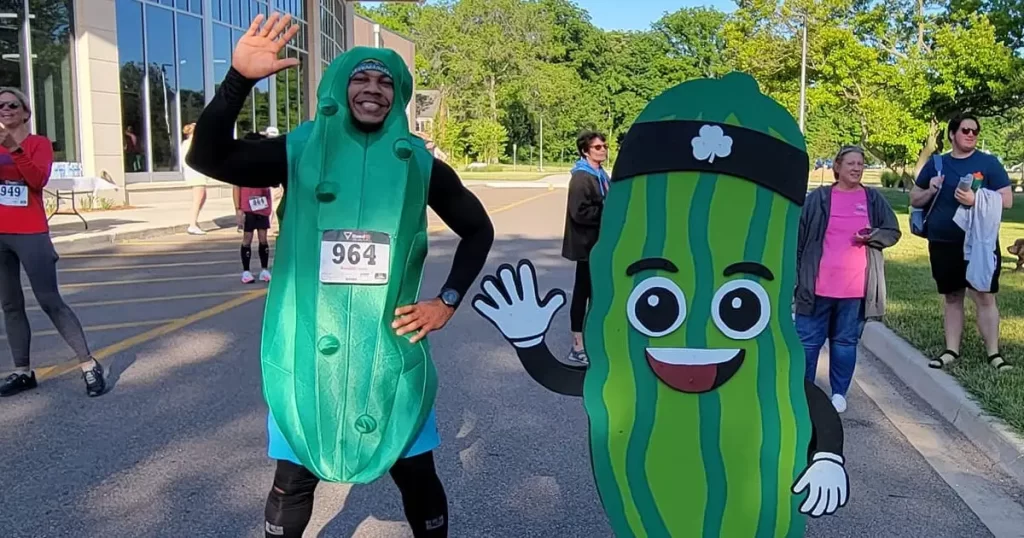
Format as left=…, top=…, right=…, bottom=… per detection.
left=438, top=288, right=461, bottom=310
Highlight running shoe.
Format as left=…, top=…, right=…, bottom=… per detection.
left=187, top=225, right=206, bottom=235
left=0, top=371, right=37, bottom=397
left=831, top=393, right=848, bottom=413
left=259, top=269, right=272, bottom=282
left=242, top=271, right=255, bottom=284
left=567, top=348, right=589, bottom=365
left=83, top=361, right=106, bottom=397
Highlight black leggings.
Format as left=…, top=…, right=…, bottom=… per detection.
left=570, top=260, right=591, bottom=332
left=264, top=451, right=449, bottom=537
left=0, top=233, right=91, bottom=368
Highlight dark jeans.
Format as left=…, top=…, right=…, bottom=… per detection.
left=795, top=296, right=865, bottom=397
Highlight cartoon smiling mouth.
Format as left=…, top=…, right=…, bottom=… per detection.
left=645, top=348, right=746, bottom=393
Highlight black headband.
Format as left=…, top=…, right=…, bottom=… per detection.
left=610, top=120, right=809, bottom=206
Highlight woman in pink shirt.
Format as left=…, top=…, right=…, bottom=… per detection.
left=794, top=146, right=901, bottom=413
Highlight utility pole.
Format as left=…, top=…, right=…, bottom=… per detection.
left=539, top=116, right=544, bottom=172
left=798, top=18, right=807, bottom=133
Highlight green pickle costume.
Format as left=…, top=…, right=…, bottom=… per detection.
left=473, top=72, right=849, bottom=536
left=264, top=47, right=437, bottom=484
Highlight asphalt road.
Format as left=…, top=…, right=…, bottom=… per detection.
left=1, top=185, right=1022, bottom=537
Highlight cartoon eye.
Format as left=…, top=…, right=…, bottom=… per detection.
left=627, top=277, right=686, bottom=337
left=711, top=280, right=770, bottom=340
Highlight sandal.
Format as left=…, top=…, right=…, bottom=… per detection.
left=989, top=353, right=1013, bottom=372
left=929, top=349, right=959, bottom=369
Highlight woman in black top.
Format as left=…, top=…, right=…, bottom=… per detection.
left=561, top=130, right=610, bottom=364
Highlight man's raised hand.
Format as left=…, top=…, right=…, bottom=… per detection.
left=232, top=12, right=300, bottom=80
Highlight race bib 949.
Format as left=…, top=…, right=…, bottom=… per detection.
left=320, top=230, right=390, bottom=284
left=0, top=182, right=28, bottom=207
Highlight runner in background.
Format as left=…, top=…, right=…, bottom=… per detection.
left=0, top=87, right=106, bottom=398
left=235, top=131, right=273, bottom=284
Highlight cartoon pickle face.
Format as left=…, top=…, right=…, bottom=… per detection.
left=628, top=258, right=774, bottom=394
left=473, top=72, right=849, bottom=538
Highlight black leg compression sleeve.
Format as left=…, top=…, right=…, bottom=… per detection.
left=241, top=245, right=252, bottom=272
left=258, top=242, right=270, bottom=269
left=389, top=451, right=449, bottom=537
left=264, top=460, right=319, bottom=538
left=569, top=260, right=591, bottom=332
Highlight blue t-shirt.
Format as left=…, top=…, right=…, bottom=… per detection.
left=914, top=151, right=1010, bottom=243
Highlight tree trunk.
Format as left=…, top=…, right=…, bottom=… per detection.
left=916, top=0, right=925, bottom=52
left=489, top=75, right=497, bottom=121
left=913, top=120, right=941, bottom=179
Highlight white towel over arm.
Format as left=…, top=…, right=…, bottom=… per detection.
left=953, top=188, right=1003, bottom=292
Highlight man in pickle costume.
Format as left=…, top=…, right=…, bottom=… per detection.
left=186, top=13, right=493, bottom=537
left=472, top=72, right=849, bottom=537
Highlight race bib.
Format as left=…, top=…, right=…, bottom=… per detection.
left=249, top=196, right=269, bottom=211
left=320, top=230, right=390, bottom=284
left=0, top=182, right=28, bottom=207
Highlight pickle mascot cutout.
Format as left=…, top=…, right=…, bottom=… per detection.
left=264, top=46, right=439, bottom=484
left=472, top=72, right=850, bottom=537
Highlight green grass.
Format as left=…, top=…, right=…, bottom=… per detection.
left=459, top=171, right=559, bottom=181
left=876, top=188, right=1024, bottom=436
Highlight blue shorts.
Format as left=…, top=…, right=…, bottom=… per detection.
left=267, top=407, right=441, bottom=465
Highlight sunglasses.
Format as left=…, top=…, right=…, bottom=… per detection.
left=0, top=101, right=21, bottom=110
left=960, top=127, right=980, bottom=136
left=590, top=144, right=608, bottom=151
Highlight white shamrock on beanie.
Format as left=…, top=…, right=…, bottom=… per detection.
left=692, top=125, right=733, bottom=163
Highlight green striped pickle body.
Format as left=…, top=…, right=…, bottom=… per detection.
left=582, top=73, right=812, bottom=537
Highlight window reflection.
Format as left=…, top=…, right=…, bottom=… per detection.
left=177, top=13, right=205, bottom=138
left=28, top=0, right=78, bottom=161
left=145, top=4, right=179, bottom=172
left=116, top=0, right=147, bottom=172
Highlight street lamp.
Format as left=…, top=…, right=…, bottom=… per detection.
left=798, top=16, right=808, bottom=133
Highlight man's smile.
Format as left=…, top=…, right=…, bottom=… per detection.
left=645, top=348, right=745, bottom=393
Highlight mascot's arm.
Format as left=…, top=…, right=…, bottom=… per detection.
left=472, top=260, right=586, bottom=397
left=428, top=160, right=495, bottom=304
left=185, top=67, right=287, bottom=188
left=804, top=379, right=843, bottom=456
left=791, top=379, right=849, bottom=518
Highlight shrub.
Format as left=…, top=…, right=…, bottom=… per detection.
left=881, top=171, right=901, bottom=188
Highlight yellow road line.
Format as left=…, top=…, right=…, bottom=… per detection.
left=39, top=189, right=552, bottom=381
left=26, top=290, right=253, bottom=311
left=61, top=249, right=243, bottom=259
left=0, top=318, right=178, bottom=341
left=35, top=290, right=268, bottom=381
left=59, top=259, right=237, bottom=273
left=28, top=273, right=237, bottom=291
left=121, top=238, right=278, bottom=246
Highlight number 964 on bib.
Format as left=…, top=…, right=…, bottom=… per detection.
left=320, top=230, right=391, bottom=284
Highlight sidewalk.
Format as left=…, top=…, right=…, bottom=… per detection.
left=48, top=198, right=239, bottom=252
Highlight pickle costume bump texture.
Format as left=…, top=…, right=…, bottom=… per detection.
left=472, top=71, right=847, bottom=537
left=263, top=47, right=437, bottom=484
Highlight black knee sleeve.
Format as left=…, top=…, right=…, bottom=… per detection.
left=390, top=452, right=449, bottom=537
left=241, top=245, right=252, bottom=271
left=258, top=243, right=270, bottom=269
left=264, top=461, right=319, bottom=538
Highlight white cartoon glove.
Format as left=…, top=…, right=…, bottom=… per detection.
left=792, top=452, right=849, bottom=518
left=471, top=260, right=566, bottom=348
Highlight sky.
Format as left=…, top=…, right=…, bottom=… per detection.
left=576, top=0, right=736, bottom=31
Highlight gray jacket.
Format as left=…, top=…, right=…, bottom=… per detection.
left=795, top=185, right=901, bottom=319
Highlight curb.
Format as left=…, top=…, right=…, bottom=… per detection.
left=860, top=320, right=1024, bottom=487
left=52, top=215, right=237, bottom=253
left=482, top=182, right=566, bottom=189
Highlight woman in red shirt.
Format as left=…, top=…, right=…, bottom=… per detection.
left=0, top=87, right=106, bottom=398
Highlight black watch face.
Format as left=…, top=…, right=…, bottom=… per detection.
left=441, top=289, right=460, bottom=306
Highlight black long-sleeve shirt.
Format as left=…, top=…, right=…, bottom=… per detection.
left=186, top=68, right=494, bottom=305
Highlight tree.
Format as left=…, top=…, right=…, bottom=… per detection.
left=653, top=7, right=730, bottom=78
left=466, top=118, right=508, bottom=163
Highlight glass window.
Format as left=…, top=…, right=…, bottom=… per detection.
left=190, top=0, right=201, bottom=15
left=27, top=0, right=78, bottom=161
left=177, top=13, right=205, bottom=136
left=145, top=4, right=179, bottom=172
left=253, top=77, right=270, bottom=132
left=213, top=24, right=231, bottom=91
left=116, top=0, right=147, bottom=172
